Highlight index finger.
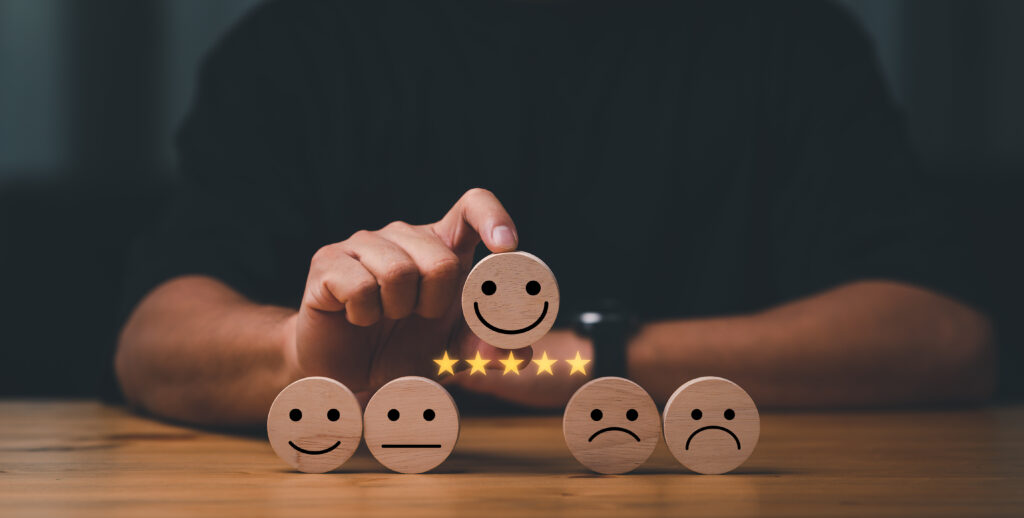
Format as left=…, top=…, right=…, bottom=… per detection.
left=432, top=188, right=518, bottom=257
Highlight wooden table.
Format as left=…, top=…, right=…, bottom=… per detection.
left=1, top=401, right=1022, bottom=517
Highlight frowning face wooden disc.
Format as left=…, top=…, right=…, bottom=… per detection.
left=462, top=251, right=559, bottom=349
left=563, top=377, right=661, bottom=474
left=663, top=376, right=760, bottom=474
left=364, top=376, right=460, bottom=474
left=267, top=377, right=363, bottom=473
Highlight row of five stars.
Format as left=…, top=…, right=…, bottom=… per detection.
left=433, top=351, right=590, bottom=376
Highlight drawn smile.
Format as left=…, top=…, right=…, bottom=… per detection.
left=381, top=444, right=442, bottom=448
left=474, top=301, right=549, bottom=335
left=685, top=426, right=741, bottom=450
left=288, top=440, right=341, bottom=455
left=588, top=426, right=641, bottom=442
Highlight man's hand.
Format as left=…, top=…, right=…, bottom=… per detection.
left=290, top=188, right=523, bottom=392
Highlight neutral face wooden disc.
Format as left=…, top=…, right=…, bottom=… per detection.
left=267, top=376, right=363, bottom=474
left=663, top=376, right=760, bottom=474
left=461, top=251, right=560, bottom=350
left=563, top=377, right=661, bottom=474
left=364, top=376, right=460, bottom=474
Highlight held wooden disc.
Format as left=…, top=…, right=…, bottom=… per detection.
left=364, top=376, right=460, bottom=474
left=461, top=251, right=560, bottom=349
left=267, top=376, right=363, bottom=474
left=663, top=376, right=760, bottom=474
left=563, top=377, right=661, bottom=474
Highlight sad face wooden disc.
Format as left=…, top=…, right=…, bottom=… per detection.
left=563, top=377, right=661, bottom=474
left=663, top=376, right=760, bottom=474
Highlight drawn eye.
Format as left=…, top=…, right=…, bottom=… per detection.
left=724, top=409, right=735, bottom=420
left=327, top=409, right=339, bottom=421
left=481, top=280, right=496, bottom=295
left=423, top=409, right=436, bottom=421
left=626, top=409, right=638, bottom=421
left=691, top=409, right=703, bottom=420
left=526, top=281, right=541, bottom=295
left=290, top=409, right=302, bottom=421
left=388, top=409, right=400, bottom=421
left=591, top=409, right=603, bottom=421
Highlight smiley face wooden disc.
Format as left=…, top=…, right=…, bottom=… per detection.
left=267, top=377, right=363, bottom=473
left=563, top=377, right=661, bottom=474
left=663, top=376, right=760, bottom=474
left=364, top=376, right=460, bottom=474
left=461, top=251, right=559, bottom=349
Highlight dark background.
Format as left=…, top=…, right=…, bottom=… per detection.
left=0, top=0, right=1021, bottom=399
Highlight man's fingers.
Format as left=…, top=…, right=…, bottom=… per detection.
left=340, top=231, right=419, bottom=320
left=450, top=321, right=533, bottom=364
left=433, top=188, right=518, bottom=257
left=378, top=222, right=462, bottom=319
left=306, top=246, right=382, bottom=326
left=477, top=343, right=534, bottom=365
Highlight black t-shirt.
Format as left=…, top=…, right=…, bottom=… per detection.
left=124, top=0, right=979, bottom=330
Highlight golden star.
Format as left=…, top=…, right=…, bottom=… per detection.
left=466, top=351, right=490, bottom=375
left=433, top=351, right=458, bottom=376
left=532, top=351, right=557, bottom=375
left=499, top=351, right=523, bottom=375
left=566, top=351, right=591, bottom=375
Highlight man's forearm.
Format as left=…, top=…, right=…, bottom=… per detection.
left=629, top=280, right=995, bottom=408
left=116, top=275, right=302, bottom=427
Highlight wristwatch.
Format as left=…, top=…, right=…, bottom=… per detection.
left=570, top=299, right=638, bottom=379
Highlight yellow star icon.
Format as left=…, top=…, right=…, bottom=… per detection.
left=566, top=351, right=590, bottom=375
left=433, top=351, right=458, bottom=376
left=532, top=351, right=557, bottom=375
left=499, top=351, right=523, bottom=375
left=466, top=351, right=490, bottom=375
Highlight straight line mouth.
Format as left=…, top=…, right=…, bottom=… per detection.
left=381, top=444, right=442, bottom=448
left=474, top=301, right=548, bottom=334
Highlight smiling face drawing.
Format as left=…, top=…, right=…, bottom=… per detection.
left=663, top=376, right=760, bottom=474
left=267, top=377, right=363, bottom=473
left=364, top=376, right=460, bottom=474
left=462, top=251, right=560, bottom=349
left=563, top=377, right=661, bottom=474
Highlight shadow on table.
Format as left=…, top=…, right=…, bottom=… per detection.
left=290, top=447, right=797, bottom=476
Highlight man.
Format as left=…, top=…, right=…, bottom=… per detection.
left=116, top=0, right=994, bottom=427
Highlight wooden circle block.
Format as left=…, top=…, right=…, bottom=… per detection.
left=563, top=377, right=661, bottom=474
left=663, top=376, right=760, bottom=474
left=462, top=251, right=560, bottom=349
left=267, top=376, right=362, bottom=474
left=364, top=376, right=460, bottom=474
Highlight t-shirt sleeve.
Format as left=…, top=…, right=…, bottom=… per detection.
left=122, top=2, right=321, bottom=317
left=761, top=3, right=984, bottom=310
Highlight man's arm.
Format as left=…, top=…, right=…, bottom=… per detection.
left=116, top=276, right=301, bottom=427
left=629, top=280, right=995, bottom=407
left=463, top=280, right=994, bottom=409
left=118, top=189, right=519, bottom=428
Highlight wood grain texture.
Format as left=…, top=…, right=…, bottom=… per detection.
left=2, top=400, right=1024, bottom=517
left=266, top=377, right=362, bottom=473
left=363, top=376, right=459, bottom=474
left=461, top=251, right=559, bottom=349
left=563, top=377, right=660, bottom=474
left=663, top=376, right=760, bottom=474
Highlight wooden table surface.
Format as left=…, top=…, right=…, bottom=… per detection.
left=1, top=401, right=1023, bottom=517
